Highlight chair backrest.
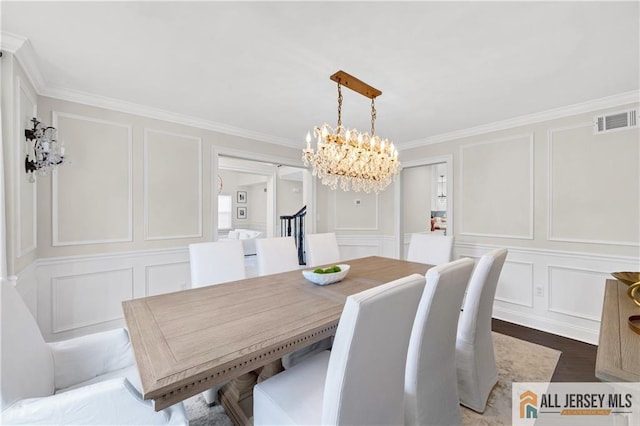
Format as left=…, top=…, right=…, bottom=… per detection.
left=188, top=240, right=246, bottom=287
left=458, top=248, right=508, bottom=344
left=404, top=258, right=475, bottom=426
left=406, top=233, right=454, bottom=265
left=322, top=273, right=426, bottom=425
left=305, top=233, right=340, bottom=267
left=255, top=237, right=300, bottom=276
left=1, top=279, right=55, bottom=410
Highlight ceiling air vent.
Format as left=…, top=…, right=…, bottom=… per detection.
left=594, top=109, right=638, bottom=134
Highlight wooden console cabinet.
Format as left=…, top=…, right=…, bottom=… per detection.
left=596, top=279, right=640, bottom=382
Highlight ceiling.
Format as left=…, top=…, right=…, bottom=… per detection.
left=2, top=1, right=638, bottom=149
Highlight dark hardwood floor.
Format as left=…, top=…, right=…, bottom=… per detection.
left=492, top=318, right=598, bottom=382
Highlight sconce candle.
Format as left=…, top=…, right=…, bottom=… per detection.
left=24, top=117, right=65, bottom=182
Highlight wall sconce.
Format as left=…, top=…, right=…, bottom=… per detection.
left=24, top=117, right=65, bottom=182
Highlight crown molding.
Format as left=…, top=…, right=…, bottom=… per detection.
left=40, top=85, right=300, bottom=148
left=1, top=31, right=46, bottom=94
left=6, top=31, right=637, bottom=152
left=0, top=31, right=26, bottom=53
left=399, top=90, right=640, bottom=151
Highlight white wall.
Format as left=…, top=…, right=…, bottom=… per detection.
left=1, top=53, right=303, bottom=340
left=3, top=48, right=639, bottom=344
left=396, top=101, right=640, bottom=343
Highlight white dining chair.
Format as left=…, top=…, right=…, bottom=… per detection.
left=189, top=240, right=246, bottom=287
left=404, top=258, right=475, bottom=426
left=406, top=233, right=454, bottom=265
left=256, top=236, right=300, bottom=276
left=456, top=248, right=508, bottom=413
left=0, top=278, right=188, bottom=425
left=188, top=240, right=245, bottom=405
left=253, top=273, right=427, bottom=425
left=256, top=236, right=332, bottom=369
left=305, top=232, right=340, bottom=267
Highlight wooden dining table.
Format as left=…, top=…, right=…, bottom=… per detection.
left=122, top=255, right=431, bottom=423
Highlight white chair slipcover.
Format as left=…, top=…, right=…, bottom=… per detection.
left=253, top=273, right=426, bottom=425
left=256, top=237, right=300, bottom=276
left=406, top=233, right=454, bottom=265
left=0, top=279, right=187, bottom=425
left=305, top=233, right=340, bottom=267
left=404, top=258, right=475, bottom=426
left=189, top=240, right=246, bottom=288
left=188, top=240, right=246, bottom=404
left=256, top=236, right=332, bottom=369
left=456, top=248, right=508, bottom=412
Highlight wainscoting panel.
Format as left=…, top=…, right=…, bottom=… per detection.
left=26, top=238, right=638, bottom=344
left=51, top=268, right=134, bottom=333
left=336, top=235, right=395, bottom=261
left=455, top=242, right=639, bottom=344
left=146, top=261, right=191, bottom=296
left=548, top=266, right=610, bottom=322
left=495, top=260, right=534, bottom=308
left=34, top=248, right=190, bottom=341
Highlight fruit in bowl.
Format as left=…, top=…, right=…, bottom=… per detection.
left=313, top=265, right=342, bottom=274
left=303, top=264, right=350, bottom=286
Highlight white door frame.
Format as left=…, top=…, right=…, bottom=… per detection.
left=211, top=147, right=315, bottom=240
left=395, top=154, right=453, bottom=259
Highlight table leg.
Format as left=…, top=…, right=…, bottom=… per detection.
left=257, top=358, right=283, bottom=383
left=220, top=371, right=258, bottom=426
left=220, top=359, right=284, bottom=425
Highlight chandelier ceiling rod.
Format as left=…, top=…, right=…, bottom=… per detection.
left=329, top=70, right=382, bottom=99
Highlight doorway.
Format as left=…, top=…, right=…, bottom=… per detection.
left=397, top=156, right=453, bottom=259
left=212, top=151, right=315, bottom=250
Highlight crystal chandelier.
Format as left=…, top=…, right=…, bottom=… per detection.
left=24, top=117, right=65, bottom=182
left=302, top=71, right=400, bottom=193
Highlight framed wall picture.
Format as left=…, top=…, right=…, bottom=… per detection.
left=237, top=191, right=247, bottom=203
left=237, top=206, right=247, bottom=219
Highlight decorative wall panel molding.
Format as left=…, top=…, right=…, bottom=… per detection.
left=547, top=265, right=610, bottom=322
left=15, top=76, right=38, bottom=256
left=51, top=112, right=133, bottom=246
left=335, top=234, right=391, bottom=260
left=495, top=260, right=535, bottom=308
left=33, top=247, right=190, bottom=341
left=144, top=128, right=202, bottom=240
left=548, top=123, right=639, bottom=246
left=459, top=134, right=534, bottom=239
left=25, top=239, right=639, bottom=344
left=145, top=261, right=190, bottom=297
left=51, top=268, right=134, bottom=333
left=455, top=241, right=639, bottom=344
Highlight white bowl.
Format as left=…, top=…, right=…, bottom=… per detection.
left=302, top=264, right=350, bottom=286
